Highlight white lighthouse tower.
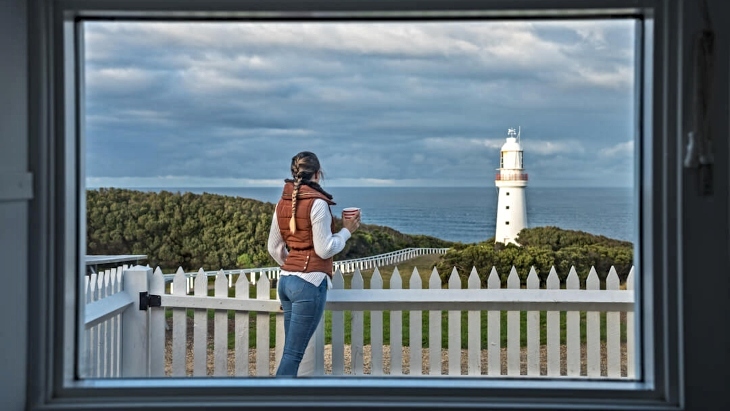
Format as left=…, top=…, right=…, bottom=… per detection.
left=494, top=127, right=528, bottom=244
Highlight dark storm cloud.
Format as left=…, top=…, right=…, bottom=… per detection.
left=84, top=20, right=636, bottom=188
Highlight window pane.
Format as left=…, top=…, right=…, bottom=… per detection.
left=82, top=19, right=637, bottom=380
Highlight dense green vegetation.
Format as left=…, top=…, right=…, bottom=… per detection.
left=436, top=226, right=633, bottom=286
left=87, top=189, right=631, bottom=285
left=86, top=188, right=453, bottom=271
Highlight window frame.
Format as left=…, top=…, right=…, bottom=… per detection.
left=27, top=0, right=683, bottom=410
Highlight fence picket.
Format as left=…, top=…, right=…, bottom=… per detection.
left=88, top=273, right=98, bottom=377
left=149, top=267, right=165, bottom=377
left=390, top=267, right=403, bottom=375
left=370, top=267, right=384, bottom=375
left=428, top=268, right=442, bottom=375
left=448, top=268, right=462, bottom=375
left=487, top=267, right=501, bottom=376
left=606, top=267, right=620, bottom=378
left=507, top=267, right=520, bottom=376
left=108, top=268, right=118, bottom=377
left=234, top=273, right=250, bottom=376
left=351, top=269, right=364, bottom=375
left=566, top=267, right=580, bottom=377
left=256, top=274, right=271, bottom=376
left=193, top=268, right=208, bottom=376
left=172, top=267, right=187, bottom=376
left=96, top=272, right=104, bottom=377
left=102, top=270, right=112, bottom=377
left=114, top=268, right=123, bottom=377
left=83, top=274, right=92, bottom=377
left=214, top=270, right=228, bottom=376
left=626, top=268, right=635, bottom=378
left=275, top=303, right=284, bottom=375
left=526, top=267, right=540, bottom=376
left=467, top=267, right=481, bottom=376
left=309, top=313, right=325, bottom=376
left=331, top=270, right=345, bottom=375
left=586, top=267, right=601, bottom=377
left=408, top=268, right=422, bottom=376
left=546, top=267, right=560, bottom=376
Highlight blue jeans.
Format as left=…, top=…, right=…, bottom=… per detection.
left=275, top=275, right=328, bottom=376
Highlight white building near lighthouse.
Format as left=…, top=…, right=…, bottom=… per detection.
left=494, top=128, right=528, bottom=244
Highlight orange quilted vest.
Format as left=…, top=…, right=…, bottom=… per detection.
left=275, top=182, right=336, bottom=276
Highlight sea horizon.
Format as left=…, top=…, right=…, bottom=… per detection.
left=88, top=185, right=635, bottom=244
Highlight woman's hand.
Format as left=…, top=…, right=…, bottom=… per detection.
left=342, top=211, right=361, bottom=233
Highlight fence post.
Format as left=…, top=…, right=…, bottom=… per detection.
left=121, top=265, right=152, bottom=377
left=298, top=317, right=325, bottom=376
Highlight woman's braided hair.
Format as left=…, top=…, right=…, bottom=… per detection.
left=289, top=151, right=321, bottom=233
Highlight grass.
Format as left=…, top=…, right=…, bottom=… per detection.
left=164, top=255, right=629, bottom=349
left=323, top=310, right=627, bottom=350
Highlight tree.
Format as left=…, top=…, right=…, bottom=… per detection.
left=87, top=188, right=454, bottom=271
left=436, top=227, right=633, bottom=287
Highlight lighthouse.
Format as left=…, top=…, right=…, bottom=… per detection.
left=494, top=127, right=528, bottom=245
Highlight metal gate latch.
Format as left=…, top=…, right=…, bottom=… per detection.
left=139, top=292, right=162, bottom=310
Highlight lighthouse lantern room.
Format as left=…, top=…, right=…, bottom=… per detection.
left=494, top=127, right=528, bottom=244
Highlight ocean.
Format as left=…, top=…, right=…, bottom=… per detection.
left=133, top=186, right=635, bottom=244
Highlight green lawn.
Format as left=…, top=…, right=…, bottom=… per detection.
left=324, top=310, right=627, bottom=349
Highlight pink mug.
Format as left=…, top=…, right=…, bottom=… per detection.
left=342, top=207, right=361, bottom=219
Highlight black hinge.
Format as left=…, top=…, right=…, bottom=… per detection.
left=139, top=292, right=162, bottom=310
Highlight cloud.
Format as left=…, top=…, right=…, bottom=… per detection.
left=86, top=176, right=283, bottom=188
left=423, top=137, right=504, bottom=152
left=601, top=140, right=634, bottom=157
left=83, top=20, right=636, bottom=187
left=86, top=67, right=163, bottom=94
left=524, top=140, right=586, bottom=156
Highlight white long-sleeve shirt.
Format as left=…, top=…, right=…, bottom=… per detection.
left=268, top=199, right=351, bottom=287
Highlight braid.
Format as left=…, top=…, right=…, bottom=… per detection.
left=289, top=181, right=301, bottom=233
left=287, top=151, right=321, bottom=233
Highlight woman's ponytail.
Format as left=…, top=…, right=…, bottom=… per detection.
left=290, top=176, right=301, bottom=233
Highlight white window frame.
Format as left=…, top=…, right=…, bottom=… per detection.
left=27, top=0, right=685, bottom=410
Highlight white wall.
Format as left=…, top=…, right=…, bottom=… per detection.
left=495, top=186, right=528, bottom=244
left=0, top=1, right=728, bottom=409
left=0, top=1, right=28, bottom=410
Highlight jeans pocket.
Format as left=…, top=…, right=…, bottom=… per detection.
left=286, top=276, right=308, bottom=299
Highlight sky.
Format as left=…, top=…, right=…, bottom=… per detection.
left=84, top=20, right=636, bottom=188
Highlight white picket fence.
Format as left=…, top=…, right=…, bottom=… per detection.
left=83, top=262, right=635, bottom=379
left=331, top=247, right=449, bottom=274
left=167, top=247, right=449, bottom=293
left=81, top=265, right=131, bottom=378
left=321, top=265, right=634, bottom=378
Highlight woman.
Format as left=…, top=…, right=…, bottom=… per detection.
left=267, top=151, right=360, bottom=376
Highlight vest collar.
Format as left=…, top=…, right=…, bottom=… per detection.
left=281, top=181, right=336, bottom=205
